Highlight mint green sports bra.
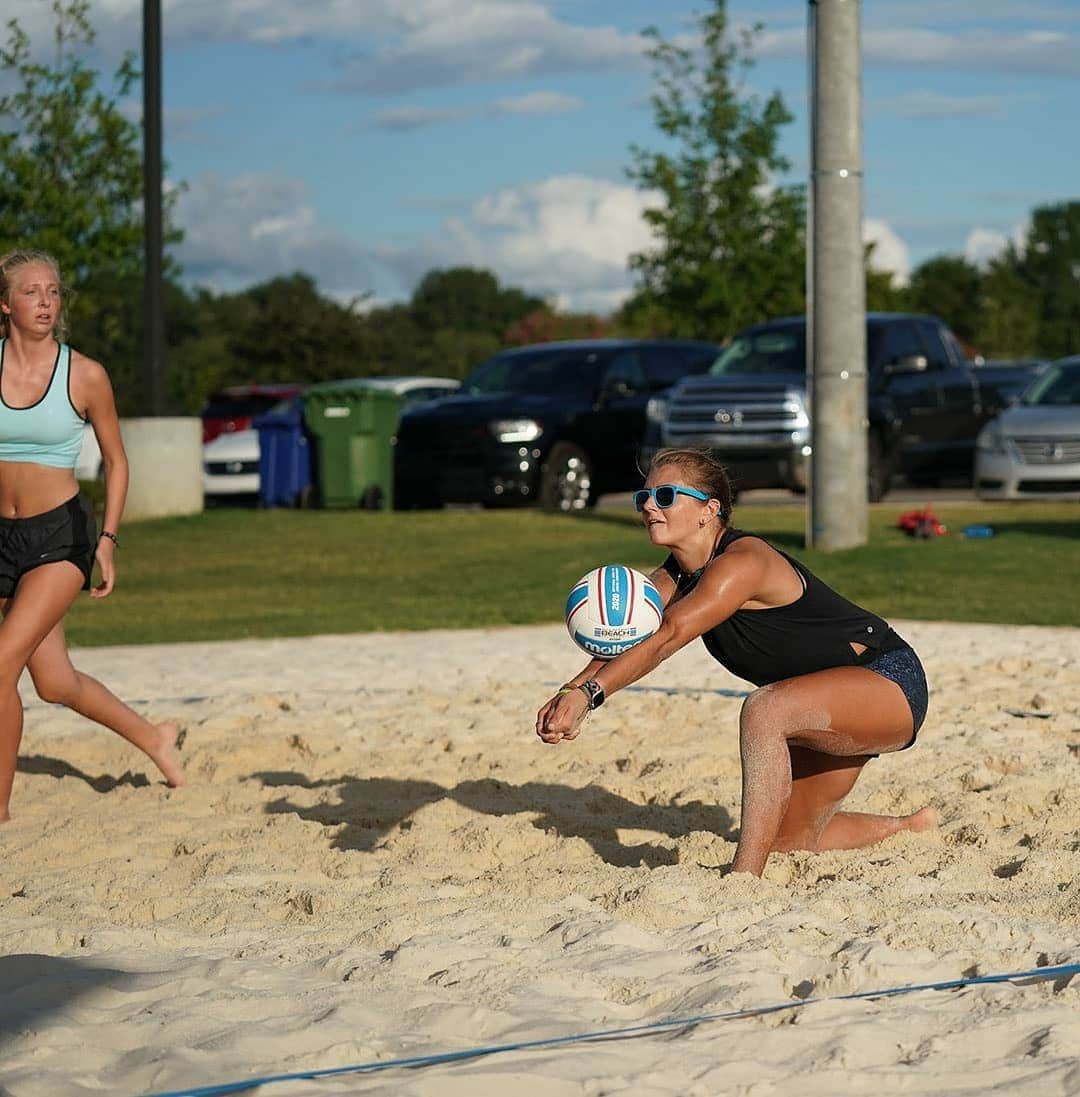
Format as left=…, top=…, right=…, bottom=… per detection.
left=0, top=339, right=87, bottom=469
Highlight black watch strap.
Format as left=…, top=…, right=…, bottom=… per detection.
left=578, top=679, right=605, bottom=710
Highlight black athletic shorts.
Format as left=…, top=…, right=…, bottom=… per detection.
left=0, top=493, right=97, bottom=598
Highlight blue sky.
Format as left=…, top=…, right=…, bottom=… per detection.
left=16, top=1, right=1080, bottom=311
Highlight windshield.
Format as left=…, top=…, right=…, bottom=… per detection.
left=203, top=393, right=287, bottom=419
left=1023, top=362, right=1080, bottom=406
left=708, top=327, right=805, bottom=375
left=464, top=349, right=607, bottom=396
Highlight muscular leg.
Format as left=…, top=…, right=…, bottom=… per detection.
left=28, top=617, right=185, bottom=789
left=773, top=746, right=938, bottom=854
left=0, top=564, right=84, bottom=822
left=731, top=666, right=935, bottom=876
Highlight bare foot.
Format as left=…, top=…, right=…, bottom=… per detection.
left=905, top=806, right=939, bottom=833
left=151, top=721, right=187, bottom=788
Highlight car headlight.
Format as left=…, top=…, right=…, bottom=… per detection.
left=976, top=422, right=1007, bottom=455
left=490, top=418, right=542, bottom=443
left=645, top=397, right=668, bottom=424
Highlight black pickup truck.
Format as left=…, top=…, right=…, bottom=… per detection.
left=394, top=338, right=722, bottom=510
left=642, top=312, right=999, bottom=501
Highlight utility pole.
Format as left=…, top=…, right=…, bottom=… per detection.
left=142, top=0, right=164, bottom=415
left=807, top=0, right=866, bottom=549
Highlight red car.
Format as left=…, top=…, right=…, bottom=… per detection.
left=201, top=384, right=304, bottom=443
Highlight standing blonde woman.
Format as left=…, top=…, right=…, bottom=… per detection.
left=0, top=249, right=184, bottom=822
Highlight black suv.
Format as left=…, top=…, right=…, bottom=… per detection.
left=644, top=313, right=996, bottom=500
left=394, top=338, right=722, bottom=510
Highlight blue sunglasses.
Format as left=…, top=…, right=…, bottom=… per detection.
left=633, top=484, right=710, bottom=511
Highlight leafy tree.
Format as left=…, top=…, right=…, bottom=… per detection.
left=1020, top=201, right=1080, bottom=359
left=503, top=308, right=619, bottom=346
left=977, top=247, right=1040, bottom=359
left=409, top=267, right=543, bottom=335
left=623, top=1, right=806, bottom=339
left=212, top=273, right=376, bottom=386
left=905, top=255, right=983, bottom=345
left=417, top=327, right=502, bottom=380
left=0, top=0, right=182, bottom=412
left=865, top=243, right=906, bottom=313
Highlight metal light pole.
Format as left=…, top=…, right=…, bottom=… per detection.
left=806, top=0, right=866, bottom=549
left=142, top=0, right=164, bottom=415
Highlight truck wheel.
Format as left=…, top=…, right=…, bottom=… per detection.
left=867, top=433, right=892, bottom=503
left=540, top=443, right=595, bottom=512
left=359, top=485, right=385, bottom=510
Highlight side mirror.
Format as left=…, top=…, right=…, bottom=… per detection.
left=884, top=354, right=928, bottom=376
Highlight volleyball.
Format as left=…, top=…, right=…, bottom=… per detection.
left=565, top=565, right=664, bottom=660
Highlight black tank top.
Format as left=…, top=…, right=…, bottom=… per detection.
left=662, top=528, right=906, bottom=687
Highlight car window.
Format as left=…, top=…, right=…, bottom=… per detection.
left=203, top=393, right=284, bottom=418
left=642, top=346, right=714, bottom=390
left=873, top=320, right=926, bottom=370
left=709, top=327, right=806, bottom=375
left=602, top=350, right=646, bottom=394
left=401, top=386, right=453, bottom=408
left=463, top=350, right=607, bottom=396
left=1024, top=363, right=1080, bottom=406
left=915, top=319, right=951, bottom=371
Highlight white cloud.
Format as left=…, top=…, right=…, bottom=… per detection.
left=9, top=1, right=645, bottom=94
left=380, top=174, right=660, bottom=310
left=863, top=219, right=911, bottom=285
left=173, top=172, right=380, bottom=299
left=756, top=22, right=1079, bottom=77
left=964, top=227, right=1009, bottom=266
left=493, top=90, right=582, bottom=116
left=367, top=104, right=472, bottom=131
left=878, top=91, right=1012, bottom=120
left=174, top=169, right=657, bottom=311
left=366, top=89, right=582, bottom=131
left=327, top=4, right=645, bottom=94
left=964, top=218, right=1029, bottom=265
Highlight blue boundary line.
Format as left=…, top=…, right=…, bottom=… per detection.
left=140, top=962, right=1079, bottom=1097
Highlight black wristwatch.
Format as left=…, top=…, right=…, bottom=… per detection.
left=577, top=679, right=605, bottom=710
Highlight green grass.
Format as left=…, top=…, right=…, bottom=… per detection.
left=62, top=498, right=1079, bottom=648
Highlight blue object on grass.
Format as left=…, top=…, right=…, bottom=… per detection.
left=254, top=396, right=313, bottom=508
left=962, top=524, right=995, bottom=538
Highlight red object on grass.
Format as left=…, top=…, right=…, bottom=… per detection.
left=897, top=506, right=948, bottom=538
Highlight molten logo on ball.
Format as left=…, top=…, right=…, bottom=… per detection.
left=565, top=565, right=664, bottom=659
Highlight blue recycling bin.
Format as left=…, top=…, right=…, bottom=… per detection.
left=254, top=397, right=314, bottom=508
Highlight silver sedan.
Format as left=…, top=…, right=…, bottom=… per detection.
left=975, top=356, right=1080, bottom=500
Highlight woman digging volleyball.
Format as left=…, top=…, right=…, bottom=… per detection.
left=0, top=249, right=184, bottom=823
left=537, top=447, right=935, bottom=877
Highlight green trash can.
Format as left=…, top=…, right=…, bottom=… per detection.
left=303, top=380, right=404, bottom=509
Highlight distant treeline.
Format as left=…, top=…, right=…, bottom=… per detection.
left=70, top=267, right=629, bottom=416
left=70, top=200, right=1079, bottom=417
left=92, top=194, right=1078, bottom=418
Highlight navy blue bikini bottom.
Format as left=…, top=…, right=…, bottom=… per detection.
left=861, top=644, right=928, bottom=749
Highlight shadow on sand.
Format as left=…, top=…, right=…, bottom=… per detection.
left=0, top=954, right=139, bottom=1041
left=249, top=771, right=736, bottom=869
left=16, top=754, right=151, bottom=793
